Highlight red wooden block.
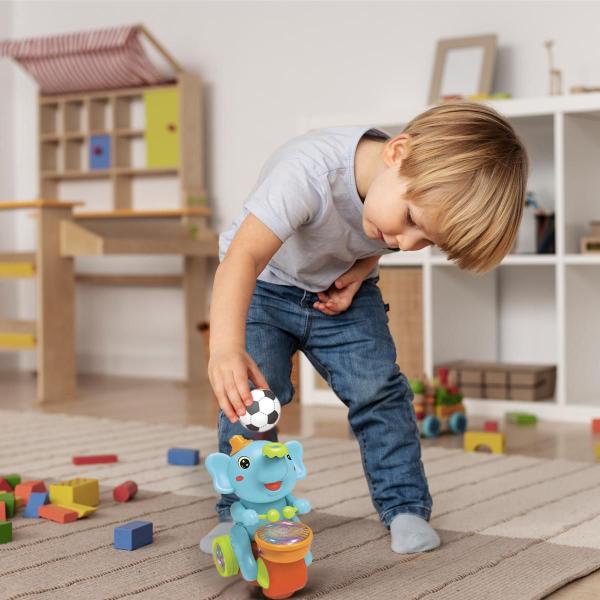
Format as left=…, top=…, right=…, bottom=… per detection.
left=38, top=504, right=78, bottom=524
left=484, top=420, right=499, bottom=432
left=72, top=454, right=118, bottom=465
left=592, top=419, right=600, bottom=434
left=0, top=501, right=5, bottom=521
left=0, top=478, right=12, bottom=493
left=113, top=480, right=138, bottom=503
left=14, top=481, right=46, bottom=503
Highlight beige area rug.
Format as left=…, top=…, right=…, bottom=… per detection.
left=1, top=409, right=600, bottom=600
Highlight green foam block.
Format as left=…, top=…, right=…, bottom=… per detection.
left=0, top=493, right=15, bottom=518
left=507, top=412, right=537, bottom=425
left=0, top=521, right=12, bottom=544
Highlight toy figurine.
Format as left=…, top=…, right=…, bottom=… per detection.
left=410, top=368, right=467, bottom=438
left=205, top=435, right=313, bottom=599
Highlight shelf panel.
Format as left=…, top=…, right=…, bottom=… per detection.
left=564, top=254, right=600, bottom=265
left=41, top=170, right=110, bottom=180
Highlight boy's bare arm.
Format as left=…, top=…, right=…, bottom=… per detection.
left=209, top=214, right=283, bottom=423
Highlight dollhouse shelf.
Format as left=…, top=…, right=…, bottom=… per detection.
left=299, top=93, right=600, bottom=423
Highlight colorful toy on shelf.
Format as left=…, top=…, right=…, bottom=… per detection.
left=507, top=412, right=537, bottom=426
left=206, top=435, right=312, bottom=599
left=410, top=368, right=467, bottom=438
left=464, top=431, right=505, bottom=454
left=484, top=420, right=499, bottom=432
left=592, top=419, right=600, bottom=435
left=595, top=443, right=600, bottom=461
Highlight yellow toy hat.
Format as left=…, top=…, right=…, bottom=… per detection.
left=229, top=435, right=252, bottom=456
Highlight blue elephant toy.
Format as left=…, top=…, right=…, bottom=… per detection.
left=205, top=435, right=312, bottom=584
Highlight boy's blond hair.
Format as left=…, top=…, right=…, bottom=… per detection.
left=400, top=101, right=529, bottom=273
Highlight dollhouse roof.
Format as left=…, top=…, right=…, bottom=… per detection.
left=0, top=24, right=180, bottom=94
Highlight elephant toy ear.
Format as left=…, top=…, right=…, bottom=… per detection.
left=286, top=441, right=307, bottom=480
left=205, top=453, right=234, bottom=494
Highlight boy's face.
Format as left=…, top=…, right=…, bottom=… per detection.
left=362, top=136, right=440, bottom=252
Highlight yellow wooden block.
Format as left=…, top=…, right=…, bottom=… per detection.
left=56, top=502, right=96, bottom=519
left=595, top=442, right=600, bottom=460
left=144, top=88, right=180, bottom=168
left=464, top=431, right=505, bottom=454
left=0, top=333, right=36, bottom=349
left=0, top=262, right=35, bottom=278
left=49, top=478, right=99, bottom=507
left=15, top=496, right=24, bottom=509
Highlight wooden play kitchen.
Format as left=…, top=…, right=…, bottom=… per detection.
left=0, top=25, right=217, bottom=402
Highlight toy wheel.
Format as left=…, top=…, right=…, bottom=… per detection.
left=212, top=535, right=239, bottom=577
left=449, top=412, right=467, bottom=434
left=256, top=557, right=270, bottom=589
left=422, top=415, right=440, bottom=438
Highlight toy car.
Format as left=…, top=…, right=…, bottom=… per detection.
left=410, top=368, right=467, bottom=438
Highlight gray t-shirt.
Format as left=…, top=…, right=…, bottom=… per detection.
left=219, top=126, right=399, bottom=292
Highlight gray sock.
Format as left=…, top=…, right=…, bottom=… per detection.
left=390, top=513, right=440, bottom=554
left=199, top=520, right=234, bottom=554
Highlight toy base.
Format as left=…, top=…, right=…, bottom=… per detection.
left=251, top=543, right=307, bottom=599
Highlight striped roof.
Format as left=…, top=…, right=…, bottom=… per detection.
left=0, top=25, right=175, bottom=94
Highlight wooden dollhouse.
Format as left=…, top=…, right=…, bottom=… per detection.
left=0, top=25, right=218, bottom=402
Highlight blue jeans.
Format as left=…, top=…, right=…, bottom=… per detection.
left=215, top=277, right=432, bottom=528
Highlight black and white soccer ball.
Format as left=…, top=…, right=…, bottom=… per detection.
left=239, top=389, right=281, bottom=433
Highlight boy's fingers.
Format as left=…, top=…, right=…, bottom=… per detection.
left=233, top=371, right=253, bottom=406
left=223, top=375, right=247, bottom=418
left=213, top=380, right=238, bottom=423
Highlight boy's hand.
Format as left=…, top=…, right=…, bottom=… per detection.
left=313, top=279, right=362, bottom=315
left=313, top=256, right=379, bottom=316
left=208, top=347, right=269, bottom=424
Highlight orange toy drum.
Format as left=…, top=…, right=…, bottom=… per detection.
left=253, top=520, right=313, bottom=599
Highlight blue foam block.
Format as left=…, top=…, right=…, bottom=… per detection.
left=167, top=447, right=200, bottom=466
left=114, top=520, right=153, bottom=551
left=23, top=491, right=49, bottom=518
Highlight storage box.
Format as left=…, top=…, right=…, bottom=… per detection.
left=435, top=361, right=556, bottom=401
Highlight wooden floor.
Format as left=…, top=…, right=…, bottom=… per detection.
left=1, top=371, right=598, bottom=598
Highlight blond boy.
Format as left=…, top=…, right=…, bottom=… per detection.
left=200, top=102, right=528, bottom=557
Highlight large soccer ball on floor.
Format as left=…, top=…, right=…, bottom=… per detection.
left=239, top=388, right=281, bottom=433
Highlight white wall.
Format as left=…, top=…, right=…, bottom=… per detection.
left=4, top=0, right=600, bottom=378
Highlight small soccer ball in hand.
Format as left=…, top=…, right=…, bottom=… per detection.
left=239, top=388, right=281, bottom=432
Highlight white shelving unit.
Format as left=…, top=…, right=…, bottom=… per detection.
left=299, top=93, right=600, bottom=422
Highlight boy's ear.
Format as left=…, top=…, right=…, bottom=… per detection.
left=383, top=134, right=410, bottom=167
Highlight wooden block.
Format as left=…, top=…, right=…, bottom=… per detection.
left=0, top=501, right=5, bottom=521
left=114, top=520, right=153, bottom=551
left=596, top=443, right=600, bottom=461
left=49, top=478, right=99, bottom=507
left=14, top=481, right=46, bottom=503
left=464, top=431, right=505, bottom=454
left=38, top=504, right=78, bottom=524
left=0, top=478, right=12, bottom=493
left=14, top=496, right=24, bottom=510
left=592, top=419, right=600, bottom=434
left=72, top=454, right=118, bottom=465
left=167, top=448, right=200, bottom=466
left=56, top=503, right=97, bottom=519
left=1, top=474, right=21, bottom=489
left=484, top=420, right=499, bottom=432
left=23, top=492, right=49, bottom=518
left=0, top=520, right=12, bottom=544
left=113, top=481, right=138, bottom=503
left=0, top=493, right=15, bottom=518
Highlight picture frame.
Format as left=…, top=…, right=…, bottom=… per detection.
left=428, top=34, right=498, bottom=104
